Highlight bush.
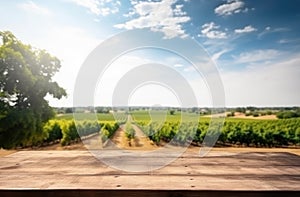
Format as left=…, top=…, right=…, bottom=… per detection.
left=125, top=122, right=135, bottom=140
left=100, top=121, right=119, bottom=142
left=252, top=112, right=260, bottom=117
left=43, top=120, right=63, bottom=143
left=277, top=111, right=300, bottom=119
left=41, top=120, right=119, bottom=146
left=61, top=121, right=79, bottom=146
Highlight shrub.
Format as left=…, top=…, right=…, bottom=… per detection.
left=43, top=120, right=63, bottom=143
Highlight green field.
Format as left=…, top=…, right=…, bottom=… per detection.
left=53, top=111, right=300, bottom=148
left=129, top=111, right=300, bottom=147
left=56, top=113, right=119, bottom=121
left=130, top=110, right=201, bottom=123
left=7, top=111, right=300, bottom=148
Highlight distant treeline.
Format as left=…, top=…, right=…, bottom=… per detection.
left=55, top=106, right=300, bottom=119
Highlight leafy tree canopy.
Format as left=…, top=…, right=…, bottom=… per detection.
left=0, top=31, right=66, bottom=148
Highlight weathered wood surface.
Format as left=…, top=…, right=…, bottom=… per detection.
left=0, top=150, right=300, bottom=191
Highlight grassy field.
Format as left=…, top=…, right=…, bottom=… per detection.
left=52, top=111, right=300, bottom=148
left=128, top=110, right=300, bottom=147
left=56, top=112, right=127, bottom=121
left=130, top=110, right=284, bottom=124
left=130, top=110, right=201, bottom=123
left=56, top=111, right=202, bottom=122
left=55, top=111, right=279, bottom=122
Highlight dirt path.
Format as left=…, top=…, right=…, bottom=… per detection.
left=203, top=112, right=277, bottom=120
left=105, top=124, right=158, bottom=150
left=232, top=112, right=277, bottom=120
left=105, top=115, right=158, bottom=151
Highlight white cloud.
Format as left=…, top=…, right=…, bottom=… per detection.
left=19, top=1, right=51, bottom=15
left=258, top=26, right=290, bottom=38
left=200, top=22, right=227, bottom=39
left=68, top=0, right=100, bottom=15
left=102, top=53, right=300, bottom=107
left=183, top=66, right=194, bottom=72
left=174, top=4, right=186, bottom=16
left=233, top=49, right=281, bottom=64
left=222, top=55, right=300, bottom=106
left=114, top=0, right=191, bottom=39
left=234, top=25, right=257, bottom=34
left=278, top=38, right=300, bottom=44
left=212, top=49, right=229, bottom=62
left=214, top=0, right=245, bottom=16
left=174, top=64, right=183, bottom=68
left=100, top=6, right=119, bottom=16
left=67, top=0, right=120, bottom=16
left=123, top=10, right=135, bottom=17
left=278, top=39, right=290, bottom=44
left=278, top=39, right=299, bottom=44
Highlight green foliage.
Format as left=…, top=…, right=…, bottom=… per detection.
left=43, top=120, right=62, bottom=143
left=55, top=112, right=127, bottom=124
left=136, top=121, right=197, bottom=145
left=0, top=31, right=66, bottom=148
left=41, top=120, right=119, bottom=146
left=65, top=108, right=73, bottom=113
left=61, top=121, right=79, bottom=146
left=169, top=110, right=175, bottom=115
left=77, top=121, right=100, bottom=137
left=135, top=117, right=300, bottom=147
left=100, top=121, right=119, bottom=142
left=235, top=107, right=246, bottom=113
left=131, top=110, right=199, bottom=124
left=252, top=111, right=260, bottom=117
left=125, top=121, right=135, bottom=140
left=277, top=111, right=300, bottom=119
left=227, top=111, right=235, bottom=117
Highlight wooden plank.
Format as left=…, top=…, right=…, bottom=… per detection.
left=0, top=150, right=299, bottom=191
left=1, top=189, right=300, bottom=197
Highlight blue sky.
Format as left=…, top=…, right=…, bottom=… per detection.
left=0, top=0, right=300, bottom=107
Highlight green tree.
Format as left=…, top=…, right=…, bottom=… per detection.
left=125, top=121, right=135, bottom=141
left=0, top=31, right=66, bottom=148
left=169, top=109, right=175, bottom=115
left=276, top=111, right=299, bottom=119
